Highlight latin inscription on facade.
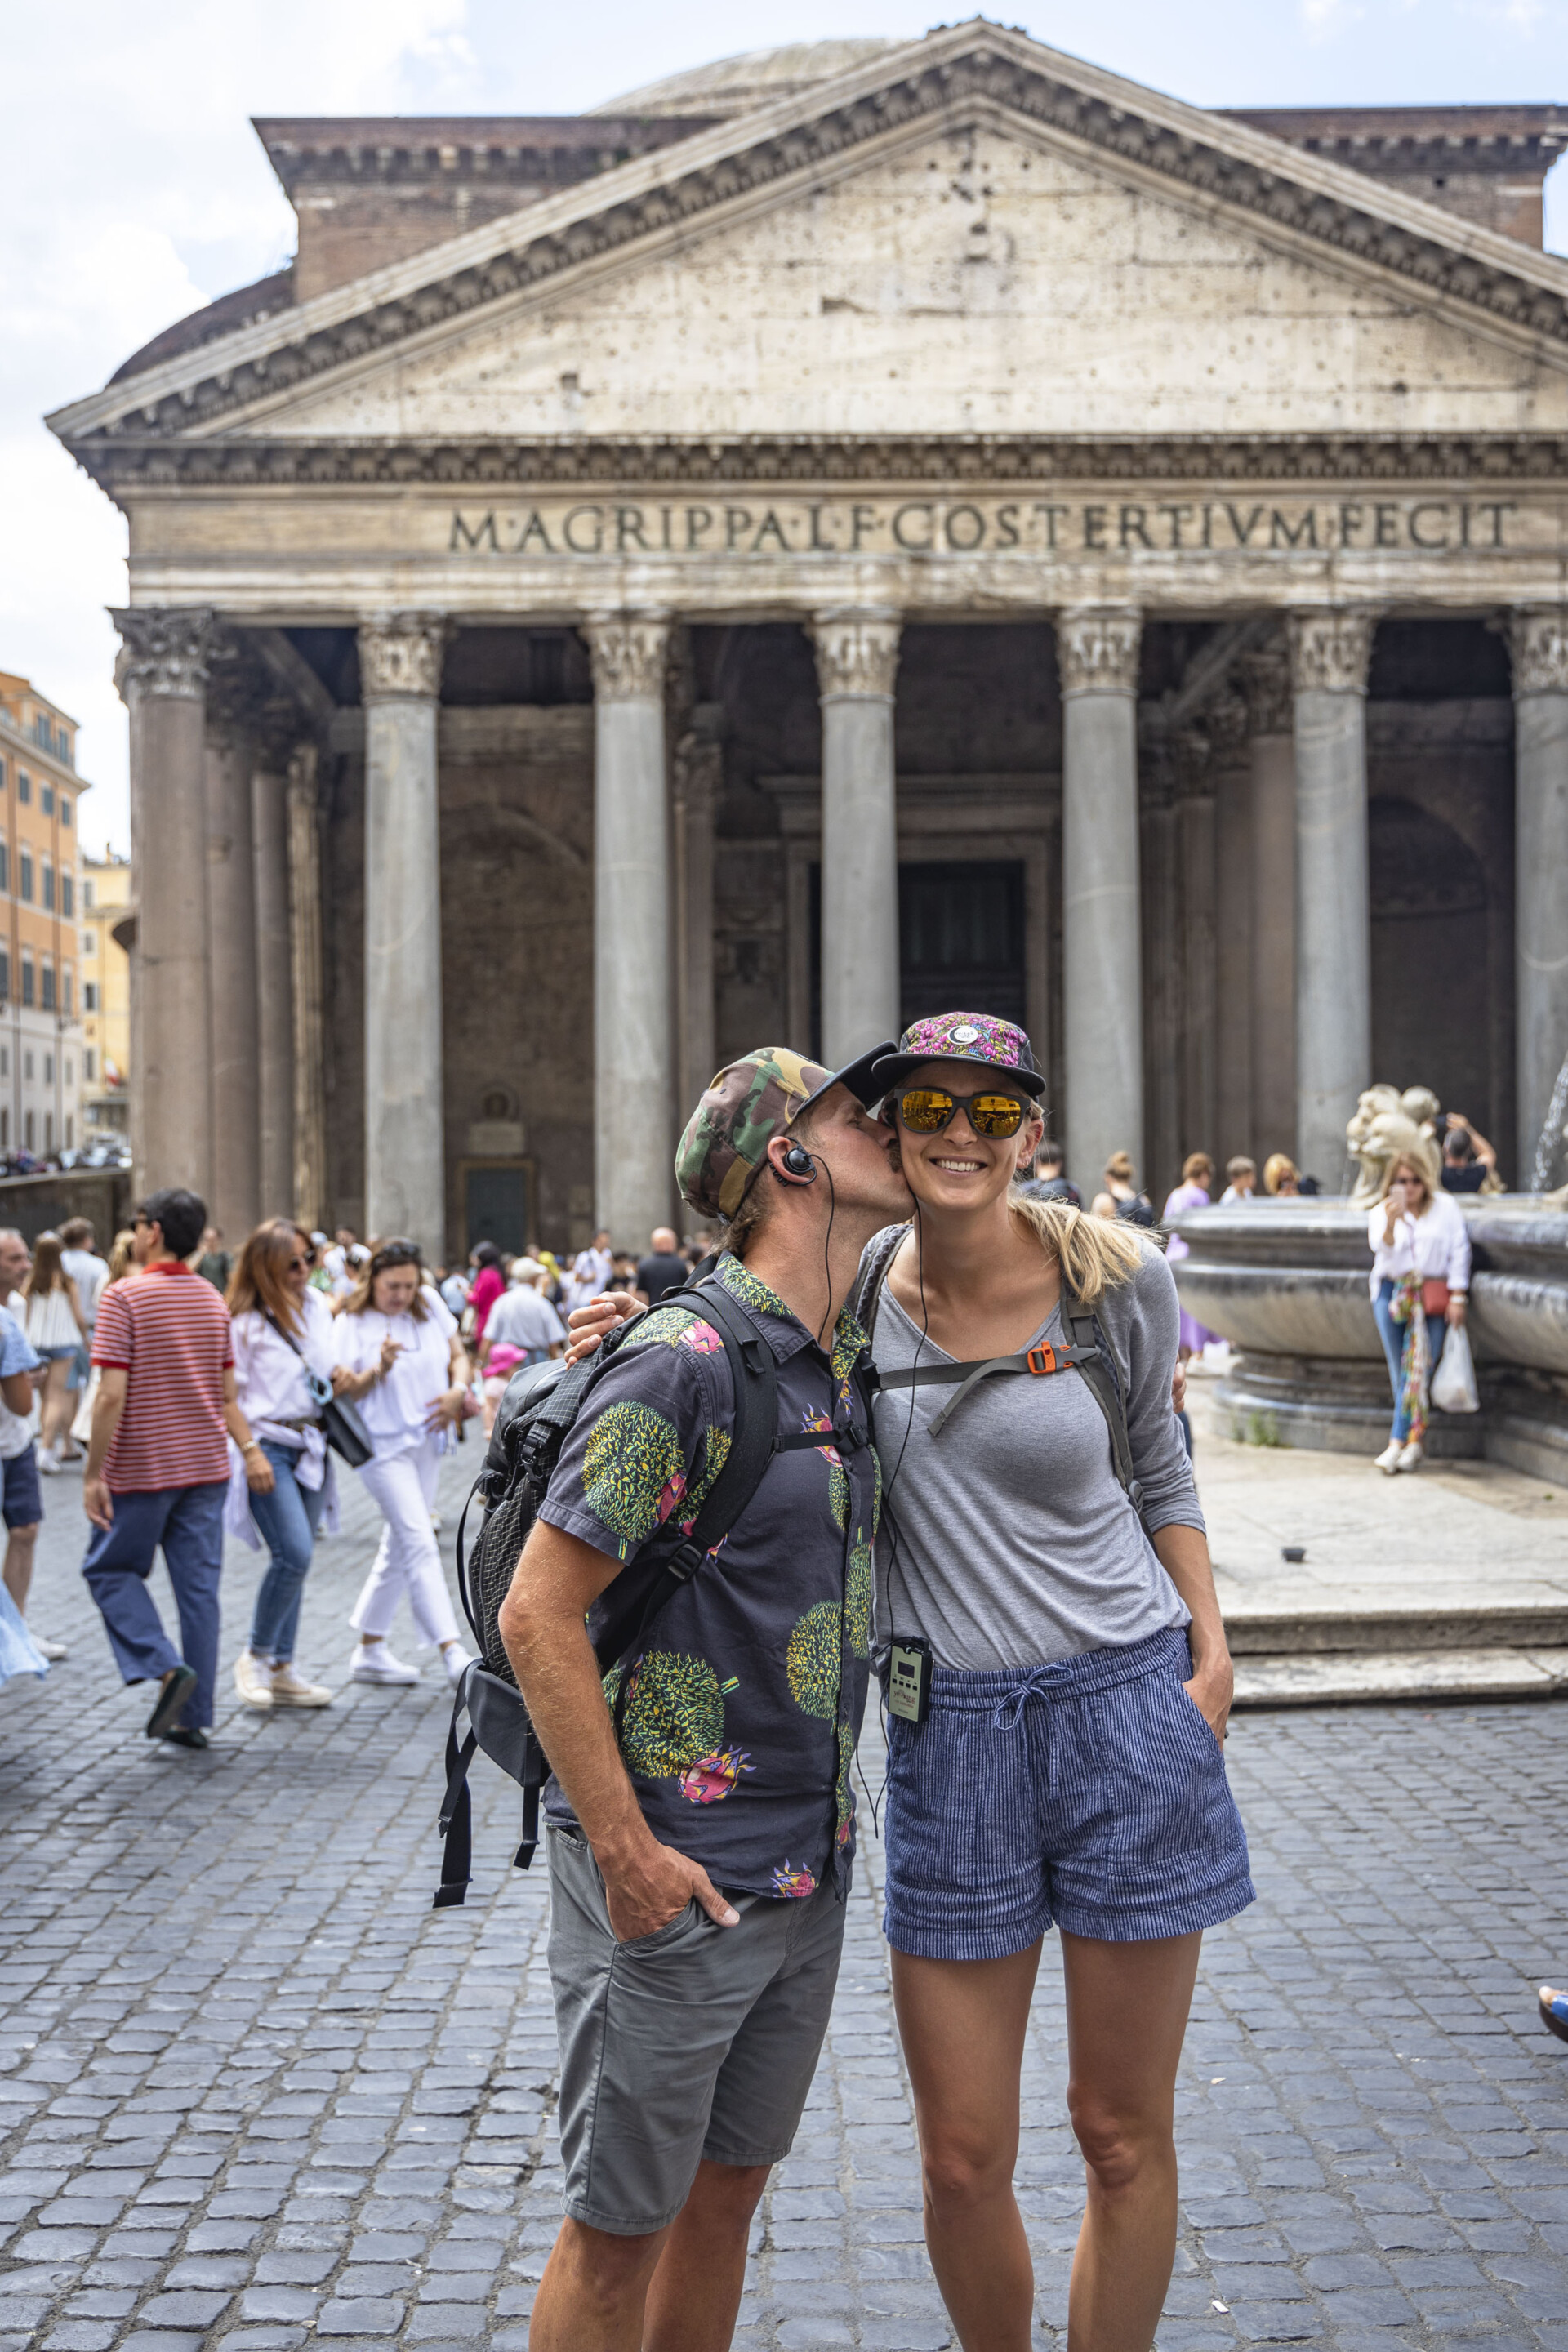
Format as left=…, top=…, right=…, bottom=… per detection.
left=449, top=497, right=1521, bottom=559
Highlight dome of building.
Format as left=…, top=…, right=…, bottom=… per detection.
left=589, top=39, right=906, bottom=120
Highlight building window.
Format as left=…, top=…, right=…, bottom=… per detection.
left=60, top=796, right=72, bottom=824
left=65, top=1116, right=72, bottom=1148
left=43, top=1114, right=52, bottom=1154
left=82, top=928, right=94, bottom=956
left=25, top=1111, right=34, bottom=1150
left=82, top=879, right=93, bottom=909
left=62, top=973, right=72, bottom=1015
left=44, top=1054, right=53, bottom=1084
left=21, top=964, right=33, bottom=1009
left=23, top=1050, right=33, bottom=1081
left=83, top=1048, right=94, bottom=1081
left=60, top=874, right=73, bottom=916
left=41, top=968, right=56, bottom=1012
left=83, top=981, right=97, bottom=1012
left=20, top=852, right=33, bottom=903
left=65, top=1058, right=73, bottom=1085
left=17, top=772, right=29, bottom=805
left=0, top=951, right=7, bottom=1002
left=40, top=783, right=54, bottom=817
left=2, top=1109, right=8, bottom=1150
left=42, top=865, right=54, bottom=912
left=0, top=844, right=8, bottom=893
left=0, top=1047, right=7, bottom=1076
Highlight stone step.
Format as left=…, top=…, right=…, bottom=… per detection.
left=1233, top=1646, right=1568, bottom=1707
left=1223, top=1598, right=1568, bottom=1655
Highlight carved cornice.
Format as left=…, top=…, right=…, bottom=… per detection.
left=1057, top=606, right=1142, bottom=697
left=809, top=610, right=902, bottom=700
left=359, top=613, right=450, bottom=700
left=1236, top=640, right=1293, bottom=737
left=1285, top=608, right=1378, bottom=695
left=582, top=612, right=671, bottom=701
left=60, top=33, right=1568, bottom=449
left=66, top=431, right=1568, bottom=494
left=1507, top=606, right=1568, bottom=695
left=111, top=607, right=220, bottom=703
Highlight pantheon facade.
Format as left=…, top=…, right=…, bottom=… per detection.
left=50, top=28, right=1568, bottom=1262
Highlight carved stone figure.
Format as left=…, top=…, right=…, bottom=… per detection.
left=1346, top=1085, right=1442, bottom=1207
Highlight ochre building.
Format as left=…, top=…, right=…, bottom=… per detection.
left=48, top=29, right=1568, bottom=1259
left=0, top=675, right=90, bottom=1159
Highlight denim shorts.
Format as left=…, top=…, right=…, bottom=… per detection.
left=883, top=1624, right=1254, bottom=1958
left=2, top=1442, right=41, bottom=1530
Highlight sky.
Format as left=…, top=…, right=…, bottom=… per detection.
left=4, top=0, right=1566, bottom=855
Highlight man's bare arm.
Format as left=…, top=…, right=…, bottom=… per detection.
left=497, top=1519, right=739, bottom=1940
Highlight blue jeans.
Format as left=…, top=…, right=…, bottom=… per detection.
left=247, top=1441, right=327, bottom=1664
left=1372, top=1277, right=1448, bottom=1443
left=82, top=1481, right=225, bottom=1728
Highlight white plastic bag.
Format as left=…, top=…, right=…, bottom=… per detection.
left=1431, top=1322, right=1480, bottom=1414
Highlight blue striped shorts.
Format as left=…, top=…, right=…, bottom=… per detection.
left=882, top=1624, right=1254, bottom=1958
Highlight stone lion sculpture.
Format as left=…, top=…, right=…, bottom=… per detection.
left=1346, top=1085, right=1442, bottom=1209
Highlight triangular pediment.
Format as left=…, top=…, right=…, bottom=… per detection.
left=49, top=17, right=1568, bottom=474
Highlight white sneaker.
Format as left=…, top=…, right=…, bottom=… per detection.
left=430, top=1511, right=444, bottom=1533
left=36, top=1450, right=60, bottom=1476
left=33, top=1636, right=67, bottom=1661
left=1396, top=1440, right=1423, bottom=1472
left=350, top=1643, right=420, bottom=1685
left=1374, top=1441, right=1402, bottom=1474
left=270, top=1663, right=333, bottom=1708
left=234, top=1650, right=274, bottom=1708
left=443, top=1643, right=474, bottom=1686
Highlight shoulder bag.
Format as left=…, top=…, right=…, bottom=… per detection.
left=263, top=1307, right=375, bottom=1468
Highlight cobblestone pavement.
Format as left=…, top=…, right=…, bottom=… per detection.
left=3, top=1447, right=1568, bottom=2352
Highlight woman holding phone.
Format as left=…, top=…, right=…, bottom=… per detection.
left=1366, top=1139, right=1470, bottom=1474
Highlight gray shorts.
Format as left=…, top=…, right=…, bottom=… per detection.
left=546, top=1824, right=847, bottom=2237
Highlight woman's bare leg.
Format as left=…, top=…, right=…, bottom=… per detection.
left=892, top=1943, right=1042, bottom=2350
left=1061, top=1929, right=1202, bottom=2352
left=41, top=1359, right=73, bottom=1454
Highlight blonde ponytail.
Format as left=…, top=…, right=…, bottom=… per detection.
left=1009, top=1191, right=1145, bottom=1306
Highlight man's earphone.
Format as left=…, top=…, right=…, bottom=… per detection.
left=776, top=1140, right=817, bottom=1183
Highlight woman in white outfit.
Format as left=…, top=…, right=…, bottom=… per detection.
left=1367, top=1138, right=1471, bottom=1474
left=332, top=1237, right=474, bottom=1686
left=26, top=1233, right=87, bottom=1470
left=228, top=1219, right=350, bottom=1710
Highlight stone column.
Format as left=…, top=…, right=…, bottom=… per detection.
left=203, top=667, right=261, bottom=1240
left=1239, top=639, right=1297, bottom=1163
left=359, top=614, right=448, bottom=1262
left=584, top=613, right=675, bottom=1247
left=1507, top=608, right=1568, bottom=1184
left=252, top=706, right=296, bottom=1220
left=1287, top=610, right=1376, bottom=1191
left=287, top=746, right=328, bottom=1234
left=674, top=707, right=723, bottom=1115
left=1058, top=606, right=1143, bottom=1191
left=112, top=608, right=218, bottom=1201
left=810, top=610, right=902, bottom=1063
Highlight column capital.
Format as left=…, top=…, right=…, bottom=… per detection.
left=359, top=612, right=451, bottom=701
left=1055, top=606, right=1142, bottom=697
left=1285, top=608, right=1377, bottom=697
left=809, top=608, right=902, bottom=701
left=111, top=607, right=220, bottom=704
left=1236, top=639, right=1293, bottom=737
left=1507, top=606, right=1568, bottom=696
left=582, top=612, right=673, bottom=702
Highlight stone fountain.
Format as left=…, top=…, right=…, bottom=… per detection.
left=1169, top=1090, right=1568, bottom=1479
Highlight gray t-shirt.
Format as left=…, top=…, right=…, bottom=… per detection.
left=483, top=1286, right=567, bottom=1357
left=868, top=1236, right=1203, bottom=1672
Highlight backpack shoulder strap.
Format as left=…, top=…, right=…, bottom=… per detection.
left=849, top=1223, right=910, bottom=1349
left=1060, top=1284, right=1147, bottom=1525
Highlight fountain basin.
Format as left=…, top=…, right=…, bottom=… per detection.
left=1169, top=1199, right=1568, bottom=1477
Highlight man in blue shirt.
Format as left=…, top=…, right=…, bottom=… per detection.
left=500, top=1046, right=910, bottom=2352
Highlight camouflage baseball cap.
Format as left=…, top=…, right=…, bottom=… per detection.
left=675, top=1044, right=893, bottom=1219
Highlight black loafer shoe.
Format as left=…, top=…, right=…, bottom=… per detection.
left=158, top=1725, right=209, bottom=1751
left=145, top=1663, right=198, bottom=1739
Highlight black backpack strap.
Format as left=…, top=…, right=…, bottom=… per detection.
left=1060, top=1287, right=1147, bottom=1525
left=433, top=1694, right=480, bottom=1909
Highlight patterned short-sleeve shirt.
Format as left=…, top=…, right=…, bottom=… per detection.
left=537, top=1252, right=880, bottom=1901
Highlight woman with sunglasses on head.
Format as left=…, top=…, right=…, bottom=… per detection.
left=332, top=1237, right=474, bottom=1687
left=228, top=1219, right=350, bottom=1710
left=863, top=1012, right=1251, bottom=2352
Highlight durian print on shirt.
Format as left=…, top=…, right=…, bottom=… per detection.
left=786, top=1600, right=842, bottom=1721
left=845, top=1539, right=872, bottom=1659
left=638, top=1305, right=725, bottom=1357
left=583, top=1401, right=686, bottom=1552
left=607, top=1650, right=727, bottom=1780
left=834, top=1721, right=855, bottom=1849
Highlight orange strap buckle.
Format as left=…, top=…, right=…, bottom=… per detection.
left=1025, top=1343, right=1058, bottom=1376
